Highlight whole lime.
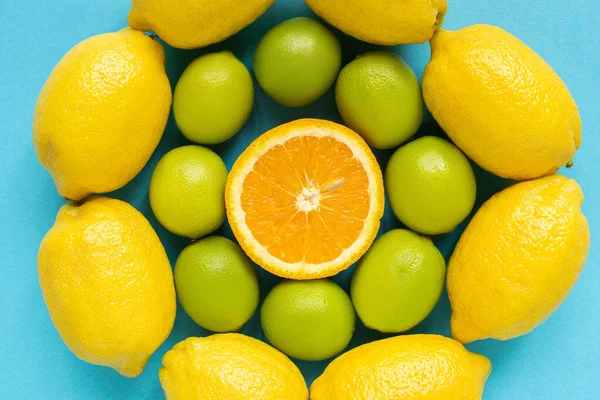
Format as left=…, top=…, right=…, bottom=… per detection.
left=351, top=229, right=446, bottom=333
left=150, top=145, right=227, bottom=238
left=261, top=279, right=355, bottom=361
left=335, top=51, right=423, bottom=149
left=174, top=236, right=259, bottom=332
left=253, top=17, right=342, bottom=107
left=386, top=136, right=476, bottom=235
left=173, top=51, right=254, bottom=144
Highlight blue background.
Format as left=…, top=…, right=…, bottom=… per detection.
left=1, top=0, right=598, bottom=398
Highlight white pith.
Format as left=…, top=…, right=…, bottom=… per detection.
left=296, top=186, right=321, bottom=212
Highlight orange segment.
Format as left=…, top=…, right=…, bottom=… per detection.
left=226, top=119, right=384, bottom=279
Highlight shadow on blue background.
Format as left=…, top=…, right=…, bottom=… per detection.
left=0, top=0, right=598, bottom=399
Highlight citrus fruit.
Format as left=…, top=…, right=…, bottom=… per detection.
left=254, top=17, right=341, bottom=107
left=261, top=279, right=355, bottom=361
left=225, top=118, right=384, bottom=279
left=150, top=145, right=228, bottom=238
left=33, top=28, right=171, bottom=200
left=304, top=0, right=448, bottom=45
left=160, top=334, right=308, bottom=400
left=351, top=229, right=445, bottom=333
left=173, top=51, right=254, bottom=144
left=448, top=175, right=590, bottom=343
left=423, top=25, right=581, bottom=180
left=335, top=51, right=423, bottom=149
left=310, top=334, right=491, bottom=400
left=38, top=197, right=176, bottom=377
left=174, top=236, right=259, bottom=332
left=128, top=0, right=275, bottom=49
left=385, top=136, right=476, bottom=235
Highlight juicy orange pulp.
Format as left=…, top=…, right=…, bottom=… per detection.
left=227, top=118, right=384, bottom=279
left=241, top=135, right=371, bottom=264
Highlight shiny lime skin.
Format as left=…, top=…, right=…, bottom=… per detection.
left=335, top=51, right=423, bottom=149
left=261, top=279, right=355, bottom=361
left=386, top=136, right=476, bottom=235
left=173, top=51, right=253, bottom=144
left=351, top=229, right=446, bottom=333
left=174, top=236, right=259, bottom=332
left=253, top=17, right=342, bottom=107
left=149, top=145, right=227, bottom=238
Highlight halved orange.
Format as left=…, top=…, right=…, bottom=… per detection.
left=226, top=119, right=384, bottom=279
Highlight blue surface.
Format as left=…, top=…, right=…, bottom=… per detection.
left=1, top=0, right=599, bottom=398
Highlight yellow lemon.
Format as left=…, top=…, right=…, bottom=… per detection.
left=38, top=197, right=176, bottom=377
left=159, top=334, right=308, bottom=400
left=128, top=0, right=275, bottom=49
left=33, top=28, right=171, bottom=201
left=423, top=25, right=581, bottom=180
left=304, top=0, right=447, bottom=45
left=448, top=175, right=590, bottom=344
left=310, top=334, right=491, bottom=400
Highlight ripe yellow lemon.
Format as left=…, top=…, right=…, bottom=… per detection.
left=33, top=28, right=171, bottom=201
left=304, top=0, right=448, bottom=45
left=226, top=119, right=384, bottom=280
left=159, top=334, right=308, bottom=399
left=310, top=334, right=491, bottom=399
left=423, top=25, right=581, bottom=180
left=128, top=0, right=275, bottom=49
left=38, top=197, right=176, bottom=377
left=448, top=175, right=590, bottom=343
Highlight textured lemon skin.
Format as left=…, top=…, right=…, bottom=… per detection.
left=448, top=175, right=590, bottom=344
left=310, top=334, right=491, bottom=400
left=33, top=29, right=171, bottom=201
left=38, top=197, right=176, bottom=377
left=159, top=334, right=308, bottom=400
left=304, top=0, right=447, bottom=45
left=128, top=0, right=275, bottom=49
left=423, top=25, right=581, bottom=180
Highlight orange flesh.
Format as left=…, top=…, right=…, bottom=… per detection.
left=241, top=135, right=370, bottom=264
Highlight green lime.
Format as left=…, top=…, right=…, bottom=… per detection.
left=253, top=17, right=342, bottom=107
left=386, top=136, right=476, bottom=235
left=260, top=279, right=355, bottom=361
left=351, top=229, right=446, bottom=333
left=175, top=236, right=260, bottom=332
left=149, top=145, right=227, bottom=238
left=335, top=51, right=423, bottom=149
left=173, top=51, right=253, bottom=144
